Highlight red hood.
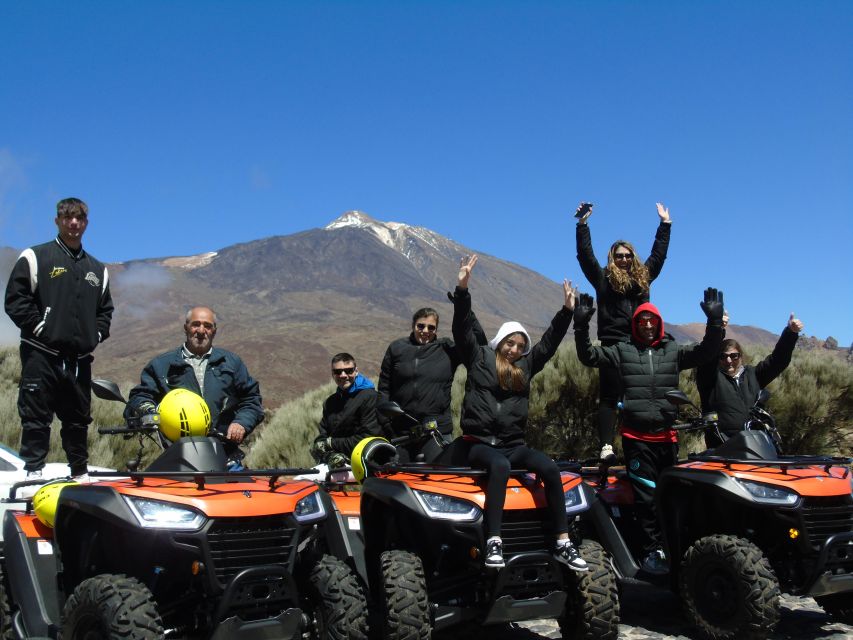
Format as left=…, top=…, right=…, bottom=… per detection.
left=632, top=302, right=665, bottom=346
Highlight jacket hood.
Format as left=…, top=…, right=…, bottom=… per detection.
left=348, top=373, right=375, bottom=395
left=488, top=321, right=532, bottom=356
left=632, top=302, right=665, bottom=346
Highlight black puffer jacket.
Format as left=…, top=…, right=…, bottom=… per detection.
left=453, top=287, right=572, bottom=446
left=697, top=327, right=798, bottom=436
left=576, top=302, right=723, bottom=433
left=319, top=387, right=381, bottom=456
left=5, top=237, right=113, bottom=358
left=378, top=335, right=461, bottom=436
left=576, top=221, right=670, bottom=344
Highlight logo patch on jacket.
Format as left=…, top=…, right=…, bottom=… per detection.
left=85, top=272, right=101, bottom=287
left=49, top=267, right=67, bottom=279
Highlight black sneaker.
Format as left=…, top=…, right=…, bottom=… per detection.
left=484, top=538, right=505, bottom=569
left=641, top=548, right=669, bottom=575
left=554, top=541, right=588, bottom=572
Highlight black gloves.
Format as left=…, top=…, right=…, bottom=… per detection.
left=700, top=288, right=725, bottom=326
left=327, top=452, right=349, bottom=469
left=135, top=401, right=157, bottom=416
left=310, top=437, right=332, bottom=462
left=573, top=293, right=596, bottom=331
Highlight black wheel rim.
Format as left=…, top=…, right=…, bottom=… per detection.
left=695, top=566, right=738, bottom=626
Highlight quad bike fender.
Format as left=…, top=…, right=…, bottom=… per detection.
left=2, top=511, right=62, bottom=638
left=318, top=491, right=368, bottom=586
left=577, top=490, right=639, bottom=580
left=807, top=532, right=853, bottom=598
left=209, top=609, right=303, bottom=640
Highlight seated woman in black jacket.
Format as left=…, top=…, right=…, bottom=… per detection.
left=452, top=254, right=587, bottom=572
left=697, top=312, right=803, bottom=448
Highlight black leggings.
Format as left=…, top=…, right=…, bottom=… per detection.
left=597, top=357, right=623, bottom=448
left=468, top=443, right=568, bottom=539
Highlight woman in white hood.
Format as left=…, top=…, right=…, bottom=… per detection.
left=451, top=255, right=586, bottom=572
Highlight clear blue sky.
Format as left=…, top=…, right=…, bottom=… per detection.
left=1, top=1, right=850, bottom=345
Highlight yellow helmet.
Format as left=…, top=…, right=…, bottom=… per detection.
left=158, top=388, right=211, bottom=442
left=33, top=481, right=78, bottom=528
left=351, top=437, right=398, bottom=483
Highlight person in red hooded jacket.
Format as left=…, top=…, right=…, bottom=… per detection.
left=572, top=289, right=725, bottom=574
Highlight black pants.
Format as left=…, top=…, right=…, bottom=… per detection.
left=597, top=342, right=623, bottom=448
left=17, top=344, right=92, bottom=475
left=468, top=442, right=568, bottom=540
left=622, top=437, right=678, bottom=555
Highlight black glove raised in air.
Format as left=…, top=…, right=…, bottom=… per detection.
left=700, top=288, right=725, bottom=326
left=572, top=293, right=597, bottom=331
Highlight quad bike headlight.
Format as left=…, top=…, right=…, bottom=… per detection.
left=736, top=479, right=799, bottom=505
left=563, top=485, right=589, bottom=515
left=124, top=496, right=207, bottom=530
left=294, top=490, right=327, bottom=523
left=413, top=490, right=482, bottom=521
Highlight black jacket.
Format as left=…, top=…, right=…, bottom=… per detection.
left=697, top=327, right=798, bottom=436
left=576, top=221, right=670, bottom=344
left=378, top=334, right=462, bottom=436
left=5, top=237, right=113, bottom=358
left=453, top=287, right=572, bottom=447
left=575, top=302, right=723, bottom=433
left=319, top=387, right=381, bottom=456
left=126, top=346, right=264, bottom=435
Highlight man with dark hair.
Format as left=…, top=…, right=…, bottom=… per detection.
left=311, top=353, right=380, bottom=467
left=5, top=197, right=114, bottom=480
left=125, top=306, right=263, bottom=466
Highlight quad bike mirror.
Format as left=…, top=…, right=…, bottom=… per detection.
left=755, top=388, right=771, bottom=407
left=665, top=390, right=692, bottom=406
left=377, top=401, right=406, bottom=418
left=92, top=379, right=127, bottom=404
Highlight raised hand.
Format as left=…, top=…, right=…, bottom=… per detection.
left=700, top=288, right=724, bottom=324
left=573, top=292, right=596, bottom=330
left=457, top=254, right=478, bottom=289
left=563, top=279, right=578, bottom=311
left=656, top=202, right=671, bottom=223
left=788, top=313, right=804, bottom=334
left=575, top=202, right=593, bottom=223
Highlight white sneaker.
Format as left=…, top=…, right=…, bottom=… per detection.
left=484, top=537, right=505, bottom=569
left=599, top=444, right=617, bottom=463
left=554, top=541, right=589, bottom=572
left=71, top=473, right=91, bottom=484
left=26, top=469, right=43, bottom=479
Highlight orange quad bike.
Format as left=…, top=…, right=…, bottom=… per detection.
left=330, top=402, right=621, bottom=640
left=578, top=389, right=853, bottom=640
left=0, top=380, right=368, bottom=640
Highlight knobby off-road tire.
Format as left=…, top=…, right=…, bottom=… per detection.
left=61, top=573, right=164, bottom=640
left=680, top=534, right=779, bottom=640
left=380, top=550, right=430, bottom=640
left=558, top=539, right=620, bottom=640
left=0, top=562, right=14, bottom=640
left=308, top=554, right=369, bottom=640
left=816, top=592, right=853, bottom=624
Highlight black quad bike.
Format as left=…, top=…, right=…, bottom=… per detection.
left=348, top=403, right=621, bottom=640
left=578, top=389, right=853, bottom=640
left=0, top=380, right=368, bottom=640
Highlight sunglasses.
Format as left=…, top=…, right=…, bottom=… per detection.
left=719, top=352, right=741, bottom=361
left=332, top=366, right=356, bottom=375
left=416, top=323, right=437, bottom=332
left=614, top=253, right=633, bottom=261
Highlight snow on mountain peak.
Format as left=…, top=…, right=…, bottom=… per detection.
left=325, top=211, right=449, bottom=260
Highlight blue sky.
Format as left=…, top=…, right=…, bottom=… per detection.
left=1, top=1, right=850, bottom=345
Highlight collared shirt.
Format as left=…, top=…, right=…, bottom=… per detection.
left=182, top=345, right=212, bottom=393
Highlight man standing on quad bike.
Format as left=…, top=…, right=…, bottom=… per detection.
left=573, top=288, right=724, bottom=574
left=125, top=306, right=263, bottom=467
left=311, top=352, right=381, bottom=468
left=697, top=310, right=803, bottom=448
left=5, top=197, right=114, bottom=481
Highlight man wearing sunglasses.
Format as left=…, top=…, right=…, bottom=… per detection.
left=697, top=311, right=803, bottom=449
left=311, top=353, right=380, bottom=468
left=572, top=287, right=725, bottom=575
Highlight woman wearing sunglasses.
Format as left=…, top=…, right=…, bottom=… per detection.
left=575, top=202, right=672, bottom=461
left=451, top=254, right=587, bottom=572
left=378, top=302, right=485, bottom=462
left=696, top=312, right=804, bottom=449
